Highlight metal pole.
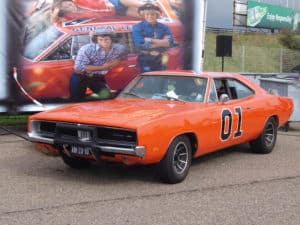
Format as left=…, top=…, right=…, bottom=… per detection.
left=222, top=56, right=224, bottom=72
left=242, top=45, right=245, bottom=72
left=280, top=48, right=283, bottom=73
left=192, top=0, right=208, bottom=73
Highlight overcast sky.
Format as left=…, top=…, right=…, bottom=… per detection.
left=206, top=0, right=300, bottom=28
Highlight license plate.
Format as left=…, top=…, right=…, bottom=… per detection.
left=71, top=146, right=91, bottom=155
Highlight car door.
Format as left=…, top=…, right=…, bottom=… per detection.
left=194, top=78, right=225, bottom=155
left=214, top=78, right=259, bottom=146
left=21, top=37, right=74, bottom=99
left=226, top=78, right=266, bottom=141
left=197, top=77, right=258, bottom=155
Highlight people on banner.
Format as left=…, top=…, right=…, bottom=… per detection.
left=168, top=0, right=184, bottom=23
left=132, top=3, right=174, bottom=72
left=24, top=0, right=78, bottom=46
left=74, top=0, right=149, bottom=18
left=26, top=0, right=157, bottom=19
left=23, top=0, right=159, bottom=45
left=69, top=32, right=126, bottom=100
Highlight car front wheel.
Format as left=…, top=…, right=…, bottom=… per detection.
left=158, top=135, right=192, bottom=184
left=250, top=117, right=277, bottom=154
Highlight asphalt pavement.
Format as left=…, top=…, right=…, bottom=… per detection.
left=0, top=124, right=299, bottom=225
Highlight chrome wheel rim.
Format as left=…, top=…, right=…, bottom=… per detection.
left=264, top=122, right=275, bottom=147
left=172, top=141, right=189, bottom=174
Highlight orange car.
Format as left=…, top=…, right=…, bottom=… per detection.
left=27, top=71, right=294, bottom=183
left=21, top=1, right=183, bottom=100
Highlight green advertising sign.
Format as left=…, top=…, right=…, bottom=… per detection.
left=247, top=0, right=294, bottom=29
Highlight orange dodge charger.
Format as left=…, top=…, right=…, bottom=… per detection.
left=28, top=71, right=294, bottom=183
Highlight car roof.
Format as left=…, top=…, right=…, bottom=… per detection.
left=141, top=70, right=243, bottom=79
left=141, top=70, right=266, bottom=94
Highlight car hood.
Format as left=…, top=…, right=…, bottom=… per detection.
left=31, top=98, right=199, bottom=129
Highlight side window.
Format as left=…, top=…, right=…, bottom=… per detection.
left=208, top=79, right=218, bottom=103
left=44, top=38, right=72, bottom=61
left=227, top=79, right=254, bottom=99
left=71, top=35, right=91, bottom=57
left=215, top=79, right=229, bottom=98
left=114, top=33, right=132, bottom=55
left=24, top=25, right=64, bottom=60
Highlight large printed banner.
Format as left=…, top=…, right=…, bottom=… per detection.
left=247, top=0, right=300, bottom=31
left=1, top=0, right=186, bottom=112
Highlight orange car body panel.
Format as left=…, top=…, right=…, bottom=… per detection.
left=28, top=71, right=294, bottom=165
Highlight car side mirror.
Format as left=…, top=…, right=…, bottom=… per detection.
left=219, top=93, right=230, bottom=103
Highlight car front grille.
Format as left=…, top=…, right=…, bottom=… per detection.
left=40, top=121, right=56, bottom=133
left=31, top=121, right=137, bottom=147
left=97, top=127, right=136, bottom=143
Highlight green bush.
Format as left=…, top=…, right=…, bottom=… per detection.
left=0, top=115, right=28, bottom=125
left=278, top=29, right=300, bottom=50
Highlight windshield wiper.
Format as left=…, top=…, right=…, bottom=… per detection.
left=159, top=94, right=186, bottom=102
left=122, top=92, right=145, bottom=99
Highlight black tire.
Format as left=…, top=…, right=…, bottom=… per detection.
left=283, top=122, right=290, bottom=132
left=158, top=136, right=192, bottom=184
left=61, top=152, right=91, bottom=169
left=250, top=117, right=277, bottom=154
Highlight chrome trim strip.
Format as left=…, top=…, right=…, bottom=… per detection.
left=97, top=145, right=145, bottom=157
left=28, top=132, right=54, bottom=144
left=28, top=132, right=145, bottom=157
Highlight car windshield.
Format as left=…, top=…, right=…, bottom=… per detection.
left=119, top=75, right=207, bottom=102
left=23, top=25, right=64, bottom=60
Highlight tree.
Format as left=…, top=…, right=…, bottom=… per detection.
left=279, top=29, right=300, bottom=50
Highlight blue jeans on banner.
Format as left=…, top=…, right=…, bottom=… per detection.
left=69, top=72, right=108, bottom=100
left=138, top=54, right=165, bottom=72
left=109, top=0, right=127, bottom=16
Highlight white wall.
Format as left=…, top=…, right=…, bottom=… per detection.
left=0, top=0, right=7, bottom=101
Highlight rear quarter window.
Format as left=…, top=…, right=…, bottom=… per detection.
left=228, top=79, right=255, bottom=99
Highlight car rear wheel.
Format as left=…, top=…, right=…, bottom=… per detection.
left=158, top=136, right=192, bottom=184
left=250, top=117, right=277, bottom=154
left=61, top=152, right=91, bottom=169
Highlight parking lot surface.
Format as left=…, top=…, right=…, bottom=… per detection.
left=0, top=124, right=299, bottom=225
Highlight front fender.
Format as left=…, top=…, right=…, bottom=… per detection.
left=137, top=117, right=194, bottom=164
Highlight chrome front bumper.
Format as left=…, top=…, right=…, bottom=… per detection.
left=28, top=132, right=145, bottom=157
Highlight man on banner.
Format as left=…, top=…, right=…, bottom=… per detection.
left=132, top=3, right=174, bottom=72
left=69, top=32, right=125, bottom=100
